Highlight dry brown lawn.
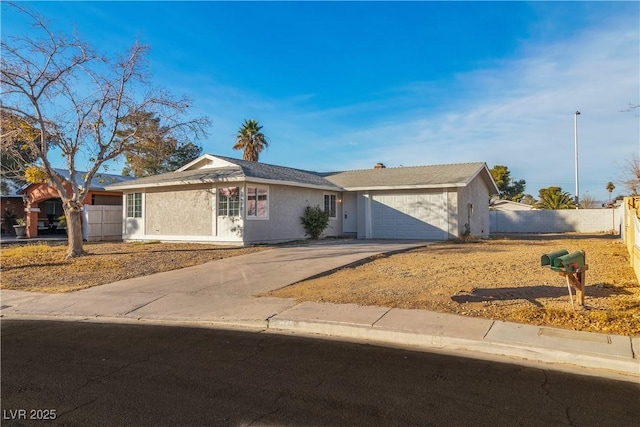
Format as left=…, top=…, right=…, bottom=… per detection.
left=266, top=236, right=640, bottom=336
left=3, top=236, right=639, bottom=335
left=0, top=241, right=267, bottom=293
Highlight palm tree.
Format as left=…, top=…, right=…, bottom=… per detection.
left=536, top=187, right=576, bottom=210
left=606, top=181, right=615, bottom=205
left=233, top=119, right=268, bottom=161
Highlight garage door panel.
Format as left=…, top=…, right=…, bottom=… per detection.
left=371, top=193, right=447, bottom=240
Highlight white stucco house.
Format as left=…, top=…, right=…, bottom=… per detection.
left=105, top=154, right=499, bottom=245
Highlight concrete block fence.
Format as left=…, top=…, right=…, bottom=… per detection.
left=490, top=207, right=622, bottom=234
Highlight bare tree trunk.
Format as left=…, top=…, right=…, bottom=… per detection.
left=63, top=201, right=85, bottom=259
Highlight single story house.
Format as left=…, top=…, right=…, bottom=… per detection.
left=1, top=180, right=25, bottom=235
left=490, top=199, right=537, bottom=211
left=105, top=154, right=499, bottom=245
left=20, top=169, right=132, bottom=238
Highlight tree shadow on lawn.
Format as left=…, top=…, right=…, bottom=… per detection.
left=451, top=284, right=632, bottom=307
left=1, top=261, right=70, bottom=272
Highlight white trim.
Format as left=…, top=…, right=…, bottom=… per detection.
left=108, top=176, right=245, bottom=191
left=364, top=192, right=372, bottom=238
left=340, top=183, right=466, bottom=191
left=123, top=235, right=243, bottom=244
left=176, top=154, right=236, bottom=172
left=245, top=177, right=339, bottom=192
left=107, top=176, right=339, bottom=192
left=467, top=163, right=500, bottom=194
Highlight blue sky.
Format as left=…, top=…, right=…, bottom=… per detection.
left=3, top=1, right=639, bottom=201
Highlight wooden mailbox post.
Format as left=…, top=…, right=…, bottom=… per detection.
left=541, top=249, right=588, bottom=309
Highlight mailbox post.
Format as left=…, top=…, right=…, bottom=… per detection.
left=541, top=249, right=588, bottom=308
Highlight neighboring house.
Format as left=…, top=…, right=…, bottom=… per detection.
left=490, top=199, right=537, bottom=211
left=1, top=180, right=25, bottom=235
left=106, top=154, right=499, bottom=245
left=20, top=169, right=133, bottom=238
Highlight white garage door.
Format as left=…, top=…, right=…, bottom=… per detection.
left=371, top=193, right=448, bottom=240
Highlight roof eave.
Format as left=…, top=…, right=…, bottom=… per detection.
left=105, top=176, right=245, bottom=191
left=105, top=176, right=341, bottom=192
left=340, top=183, right=466, bottom=191
left=246, top=177, right=341, bottom=191
left=465, top=163, right=500, bottom=195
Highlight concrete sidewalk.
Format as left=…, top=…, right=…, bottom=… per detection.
left=1, top=240, right=638, bottom=382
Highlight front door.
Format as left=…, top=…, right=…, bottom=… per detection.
left=216, top=187, right=241, bottom=238
left=342, top=192, right=357, bottom=234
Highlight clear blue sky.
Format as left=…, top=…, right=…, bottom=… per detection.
left=3, top=1, right=639, bottom=201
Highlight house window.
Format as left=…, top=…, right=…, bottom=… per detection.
left=44, top=200, right=63, bottom=217
left=247, top=186, right=268, bottom=218
left=126, top=193, right=142, bottom=218
left=324, top=194, right=337, bottom=218
left=218, top=187, right=240, bottom=217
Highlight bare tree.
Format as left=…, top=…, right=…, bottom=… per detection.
left=621, top=151, right=640, bottom=196
left=1, top=4, right=209, bottom=257
left=579, top=193, right=597, bottom=209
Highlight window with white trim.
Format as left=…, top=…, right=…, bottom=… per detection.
left=246, top=186, right=268, bottom=218
left=324, top=194, right=337, bottom=218
left=126, top=193, right=142, bottom=218
left=218, top=187, right=240, bottom=217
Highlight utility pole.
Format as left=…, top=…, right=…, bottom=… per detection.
left=574, top=111, right=581, bottom=208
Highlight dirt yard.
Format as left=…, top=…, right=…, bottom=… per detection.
left=0, top=241, right=267, bottom=293
left=266, top=236, right=640, bottom=335
left=2, top=236, right=639, bottom=335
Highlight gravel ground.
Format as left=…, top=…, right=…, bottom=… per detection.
left=266, top=236, right=640, bottom=335
left=3, top=236, right=639, bottom=334
left=0, top=241, right=268, bottom=293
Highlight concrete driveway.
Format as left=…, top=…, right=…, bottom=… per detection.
left=1, top=240, right=426, bottom=327
left=3, top=239, right=638, bottom=379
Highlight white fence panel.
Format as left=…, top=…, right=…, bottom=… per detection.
left=82, top=205, right=123, bottom=241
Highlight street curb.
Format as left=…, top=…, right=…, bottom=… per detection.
left=0, top=313, right=269, bottom=330
left=3, top=312, right=638, bottom=382
left=267, top=317, right=640, bottom=381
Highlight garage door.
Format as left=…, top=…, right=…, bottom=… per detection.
left=371, top=193, right=448, bottom=240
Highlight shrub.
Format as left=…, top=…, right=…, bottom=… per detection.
left=300, top=205, right=330, bottom=240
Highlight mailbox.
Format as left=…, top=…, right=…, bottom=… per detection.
left=552, top=250, right=586, bottom=273
left=541, top=249, right=588, bottom=307
left=541, top=249, right=569, bottom=268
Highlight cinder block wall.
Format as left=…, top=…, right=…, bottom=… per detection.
left=623, top=197, right=640, bottom=284
left=490, top=207, right=622, bottom=234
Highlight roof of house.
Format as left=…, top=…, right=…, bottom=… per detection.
left=17, top=169, right=134, bottom=194
left=1, top=179, right=23, bottom=198
left=490, top=199, right=538, bottom=211
left=324, top=162, right=499, bottom=192
left=215, top=156, right=339, bottom=189
left=106, top=155, right=341, bottom=191
left=106, top=154, right=499, bottom=194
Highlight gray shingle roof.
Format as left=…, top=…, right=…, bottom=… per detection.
left=15, top=169, right=134, bottom=194
left=105, top=167, right=245, bottom=189
left=215, top=156, right=338, bottom=188
left=106, top=155, right=497, bottom=193
left=53, top=169, right=134, bottom=191
left=324, top=162, right=491, bottom=190
left=106, top=155, right=341, bottom=190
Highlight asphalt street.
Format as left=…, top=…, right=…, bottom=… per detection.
left=2, top=320, right=639, bottom=426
